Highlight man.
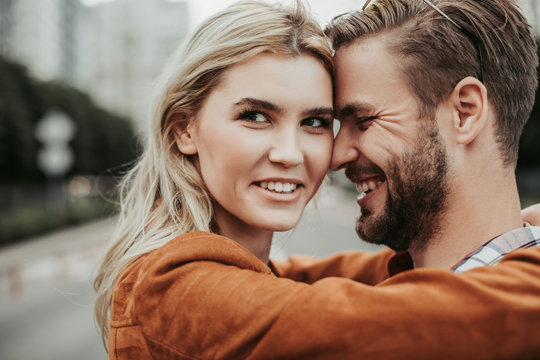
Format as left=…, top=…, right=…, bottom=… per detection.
left=325, top=0, right=540, bottom=270
left=263, top=0, right=540, bottom=358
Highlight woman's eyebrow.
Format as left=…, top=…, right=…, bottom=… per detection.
left=234, top=98, right=333, bottom=118
left=234, top=97, right=283, bottom=113
left=302, top=107, right=334, bottom=118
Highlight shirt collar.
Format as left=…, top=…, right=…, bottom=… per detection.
left=385, top=226, right=540, bottom=276
left=451, top=226, right=540, bottom=273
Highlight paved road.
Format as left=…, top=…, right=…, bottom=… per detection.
left=0, top=184, right=382, bottom=360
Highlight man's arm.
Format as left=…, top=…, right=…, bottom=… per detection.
left=130, top=236, right=540, bottom=359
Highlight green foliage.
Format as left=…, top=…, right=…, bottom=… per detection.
left=37, top=81, right=140, bottom=176
left=517, top=40, right=540, bottom=170
left=0, top=58, right=44, bottom=182
left=0, top=196, right=117, bottom=246
left=518, top=98, right=540, bottom=170
left=0, top=56, right=140, bottom=183
left=0, top=56, right=139, bottom=244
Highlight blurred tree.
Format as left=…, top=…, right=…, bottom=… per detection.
left=0, top=58, right=44, bottom=183
left=518, top=101, right=540, bottom=169
left=38, top=81, right=140, bottom=176
left=517, top=40, right=540, bottom=171
left=0, top=56, right=139, bottom=184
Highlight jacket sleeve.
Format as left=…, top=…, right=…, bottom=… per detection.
left=270, top=248, right=394, bottom=285
left=130, top=244, right=540, bottom=360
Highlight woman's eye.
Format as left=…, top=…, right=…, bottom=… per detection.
left=240, top=111, right=268, bottom=123
left=302, top=118, right=330, bottom=129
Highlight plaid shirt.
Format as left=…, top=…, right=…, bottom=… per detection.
left=452, top=226, right=540, bottom=273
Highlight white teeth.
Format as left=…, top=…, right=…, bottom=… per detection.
left=356, top=178, right=384, bottom=199
left=259, top=181, right=298, bottom=193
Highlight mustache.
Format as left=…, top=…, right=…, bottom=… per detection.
left=345, top=163, right=385, bottom=180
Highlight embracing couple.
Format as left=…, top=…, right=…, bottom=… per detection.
left=95, top=0, right=540, bottom=359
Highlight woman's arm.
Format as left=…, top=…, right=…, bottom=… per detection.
left=251, top=246, right=540, bottom=359
left=113, top=232, right=540, bottom=359
left=270, top=249, right=393, bottom=285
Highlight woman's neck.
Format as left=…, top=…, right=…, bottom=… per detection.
left=213, top=210, right=274, bottom=265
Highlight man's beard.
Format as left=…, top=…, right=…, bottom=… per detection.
left=355, top=123, right=450, bottom=252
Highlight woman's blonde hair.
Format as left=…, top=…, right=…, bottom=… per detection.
left=93, top=0, right=333, bottom=347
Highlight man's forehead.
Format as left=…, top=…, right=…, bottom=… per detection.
left=333, top=49, right=425, bottom=122
left=334, top=33, right=393, bottom=61
left=334, top=39, right=412, bottom=97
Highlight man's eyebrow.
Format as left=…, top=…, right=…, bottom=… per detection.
left=338, top=101, right=375, bottom=119
left=234, top=97, right=283, bottom=113
left=302, top=107, right=334, bottom=118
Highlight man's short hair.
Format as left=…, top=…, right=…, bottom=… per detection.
left=325, top=0, right=538, bottom=167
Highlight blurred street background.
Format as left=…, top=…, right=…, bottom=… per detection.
left=1, top=0, right=539, bottom=359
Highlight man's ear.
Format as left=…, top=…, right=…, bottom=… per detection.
left=173, top=120, right=198, bottom=155
left=450, top=76, right=488, bottom=145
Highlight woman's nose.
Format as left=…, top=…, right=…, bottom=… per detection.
left=268, top=131, right=303, bottom=168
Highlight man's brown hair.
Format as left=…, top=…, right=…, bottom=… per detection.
left=325, top=0, right=538, bottom=167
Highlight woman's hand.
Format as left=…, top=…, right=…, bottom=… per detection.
left=522, top=203, right=540, bottom=226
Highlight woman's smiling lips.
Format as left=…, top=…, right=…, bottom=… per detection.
left=253, top=178, right=304, bottom=202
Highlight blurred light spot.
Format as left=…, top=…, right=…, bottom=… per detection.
left=69, top=176, right=92, bottom=197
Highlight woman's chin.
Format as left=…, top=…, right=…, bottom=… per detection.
left=256, top=217, right=302, bottom=232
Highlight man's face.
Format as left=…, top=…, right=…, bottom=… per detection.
left=332, top=37, right=450, bottom=251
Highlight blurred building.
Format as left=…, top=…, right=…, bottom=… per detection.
left=0, top=0, right=189, bottom=129
left=1, top=0, right=539, bottom=128
left=519, top=0, right=540, bottom=37
left=76, top=0, right=189, bottom=129
left=0, top=0, right=81, bottom=81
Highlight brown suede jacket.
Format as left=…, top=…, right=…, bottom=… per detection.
left=109, top=231, right=540, bottom=359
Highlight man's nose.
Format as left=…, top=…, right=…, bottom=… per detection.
left=330, top=127, right=360, bottom=171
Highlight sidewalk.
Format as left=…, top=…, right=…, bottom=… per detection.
left=0, top=217, right=115, bottom=277
left=0, top=217, right=116, bottom=360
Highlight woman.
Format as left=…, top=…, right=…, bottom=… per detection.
left=95, top=1, right=540, bottom=359
left=95, top=0, right=342, bottom=357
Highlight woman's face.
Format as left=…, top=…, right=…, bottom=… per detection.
left=176, top=53, right=333, bottom=235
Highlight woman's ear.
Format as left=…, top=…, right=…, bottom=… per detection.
left=450, top=76, right=488, bottom=145
left=173, top=120, right=198, bottom=155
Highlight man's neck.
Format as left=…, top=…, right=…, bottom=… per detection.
left=410, top=171, right=523, bottom=269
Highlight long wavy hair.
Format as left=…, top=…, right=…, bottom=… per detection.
left=93, top=0, right=333, bottom=347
